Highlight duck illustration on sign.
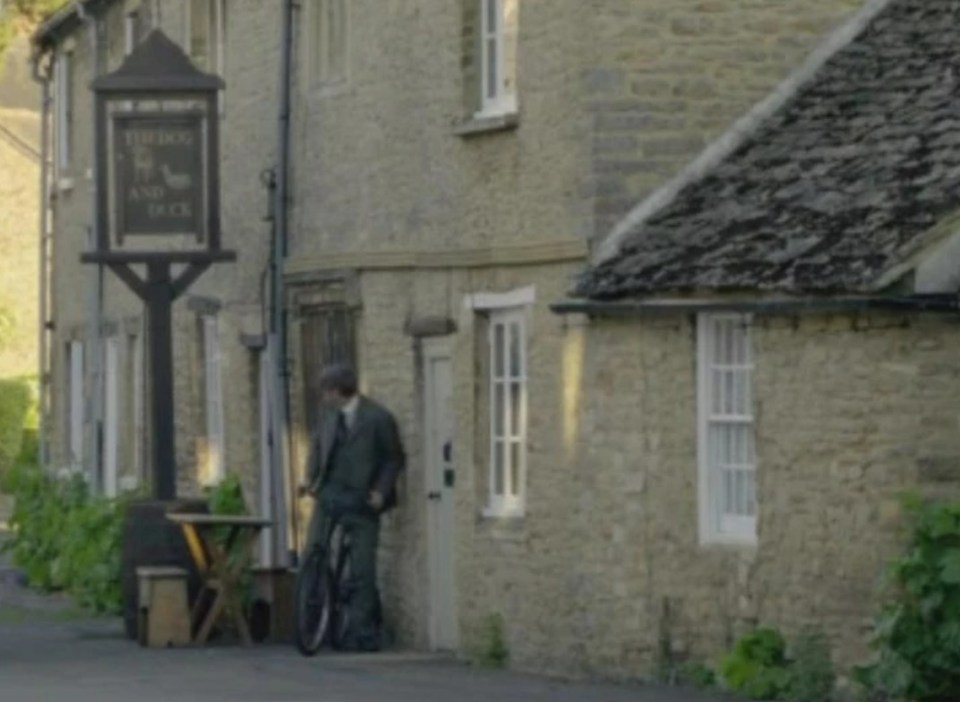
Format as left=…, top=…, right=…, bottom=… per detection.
left=160, top=164, right=192, bottom=190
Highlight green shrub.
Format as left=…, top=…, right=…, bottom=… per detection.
left=475, top=613, right=509, bottom=668
left=677, top=661, right=718, bottom=689
left=721, top=628, right=791, bottom=700
left=204, top=474, right=254, bottom=606
left=785, top=629, right=836, bottom=702
left=855, top=495, right=960, bottom=702
left=0, top=377, right=33, bottom=480
left=719, top=627, right=838, bottom=701
left=2, top=463, right=126, bottom=614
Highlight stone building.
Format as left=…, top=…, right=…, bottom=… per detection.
left=30, top=0, right=905, bottom=679
left=562, top=0, right=960, bottom=672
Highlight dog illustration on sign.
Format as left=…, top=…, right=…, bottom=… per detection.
left=130, top=145, right=192, bottom=191
left=132, top=145, right=154, bottom=183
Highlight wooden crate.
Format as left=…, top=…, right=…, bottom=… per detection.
left=137, top=566, right=191, bottom=648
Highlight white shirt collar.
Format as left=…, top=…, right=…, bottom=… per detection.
left=342, top=395, right=360, bottom=423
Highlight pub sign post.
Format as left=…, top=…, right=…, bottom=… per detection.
left=83, top=30, right=236, bottom=500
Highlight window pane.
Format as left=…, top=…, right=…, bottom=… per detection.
left=502, top=9, right=517, bottom=99
left=333, top=0, right=346, bottom=79
left=494, top=382, right=505, bottom=436
left=510, top=442, right=521, bottom=497
left=711, top=368, right=721, bottom=415
left=711, top=319, right=724, bottom=364
left=190, top=0, right=210, bottom=67
left=509, top=322, right=522, bottom=378
left=486, top=38, right=498, bottom=99
left=485, top=0, right=497, bottom=34
left=494, top=442, right=505, bottom=496
left=509, top=382, right=522, bottom=436
left=493, top=323, right=505, bottom=378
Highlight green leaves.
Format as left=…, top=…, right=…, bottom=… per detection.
left=2, top=464, right=127, bottom=614
left=720, top=628, right=792, bottom=700
left=940, top=549, right=960, bottom=585
left=0, top=1, right=69, bottom=59
left=857, top=496, right=960, bottom=701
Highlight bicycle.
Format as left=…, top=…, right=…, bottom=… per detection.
left=294, top=492, right=357, bottom=656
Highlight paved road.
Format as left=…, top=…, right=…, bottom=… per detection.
left=0, top=524, right=728, bottom=702
left=0, top=616, right=734, bottom=702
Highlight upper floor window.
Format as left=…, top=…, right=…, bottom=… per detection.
left=125, top=8, right=142, bottom=56
left=55, top=49, right=74, bottom=170
left=697, top=314, right=757, bottom=545
left=185, top=0, right=225, bottom=75
left=305, top=0, right=348, bottom=89
left=478, top=0, right=517, bottom=117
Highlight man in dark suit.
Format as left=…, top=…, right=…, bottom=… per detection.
left=300, top=364, right=405, bottom=652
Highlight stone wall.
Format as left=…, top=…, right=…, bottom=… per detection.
left=583, top=0, right=864, bottom=239
left=545, top=311, right=960, bottom=677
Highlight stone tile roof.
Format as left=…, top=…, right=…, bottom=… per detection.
left=579, top=0, right=960, bottom=300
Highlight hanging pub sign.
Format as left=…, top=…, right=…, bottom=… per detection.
left=86, top=28, right=228, bottom=261
left=113, top=112, right=205, bottom=241
left=82, top=28, right=235, bottom=502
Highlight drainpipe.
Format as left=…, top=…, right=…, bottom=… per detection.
left=31, top=54, right=53, bottom=471
left=271, top=0, right=296, bottom=566
left=78, top=0, right=105, bottom=492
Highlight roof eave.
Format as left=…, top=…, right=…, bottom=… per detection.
left=31, top=0, right=117, bottom=52
left=551, top=294, right=960, bottom=318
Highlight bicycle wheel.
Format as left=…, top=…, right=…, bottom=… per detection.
left=329, top=524, right=354, bottom=651
left=294, top=546, right=333, bottom=656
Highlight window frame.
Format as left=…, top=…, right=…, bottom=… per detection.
left=202, top=314, right=226, bottom=486
left=697, top=313, right=758, bottom=545
left=55, top=49, right=74, bottom=171
left=124, top=8, right=141, bottom=56
left=67, top=340, right=84, bottom=471
left=477, top=0, right=517, bottom=118
left=486, top=307, right=528, bottom=518
left=185, top=0, right=225, bottom=111
left=304, top=0, right=349, bottom=92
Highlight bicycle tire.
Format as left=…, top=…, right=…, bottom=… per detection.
left=329, top=525, right=353, bottom=650
left=294, top=546, right=334, bottom=656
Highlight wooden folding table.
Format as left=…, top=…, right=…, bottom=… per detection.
left=166, top=513, right=272, bottom=646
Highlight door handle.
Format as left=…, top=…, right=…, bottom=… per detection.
left=427, top=491, right=441, bottom=501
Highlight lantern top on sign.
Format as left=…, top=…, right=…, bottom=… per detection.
left=92, top=29, right=225, bottom=94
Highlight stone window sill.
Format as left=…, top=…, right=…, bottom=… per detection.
left=454, top=111, right=520, bottom=138
left=56, top=176, right=76, bottom=193
left=477, top=508, right=527, bottom=541
left=481, top=506, right=525, bottom=520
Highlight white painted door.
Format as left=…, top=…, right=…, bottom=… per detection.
left=103, top=337, right=120, bottom=497
left=423, top=339, right=458, bottom=651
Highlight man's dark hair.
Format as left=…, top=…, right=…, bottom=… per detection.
left=319, top=363, right=358, bottom=396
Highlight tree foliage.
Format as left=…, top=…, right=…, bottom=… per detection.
left=0, top=0, right=68, bottom=57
